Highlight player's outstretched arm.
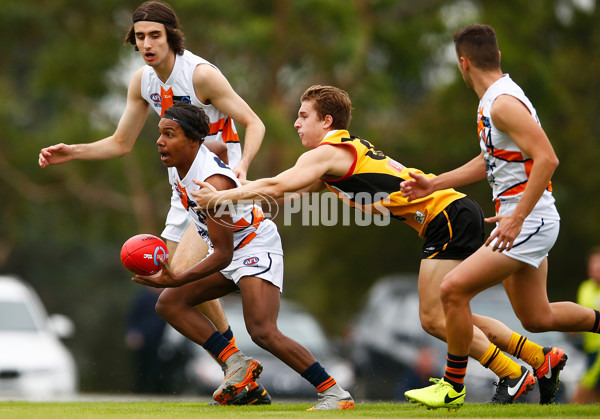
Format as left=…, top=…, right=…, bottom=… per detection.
left=39, top=68, right=150, bottom=168
left=39, top=143, right=75, bottom=168
left=401, top=153, right=487, bottom=201
left=190, top=145, right=339, bottom=210
left=399, top=172, right=434, bottom=201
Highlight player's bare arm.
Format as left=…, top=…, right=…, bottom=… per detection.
left=193, top=64, right=265, bottom=180
left=39, top=68, right=150, bottom=168
left=203, top=141, right=229, bottom=164
left=490, top=95, right=559, bottom=221
left=190, top=144, right=352, bottom=209
left=400, top=154, right=487, bottom=201
left=196, top=176, right=325, bottom=208
left=484, top=94, right=559, bottom=250
left=133, top=173, right=236, bottom=288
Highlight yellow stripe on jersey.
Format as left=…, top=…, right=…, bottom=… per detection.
left=319, top=130, right=465, bottom=237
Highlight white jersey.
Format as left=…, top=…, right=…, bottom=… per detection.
left=168, top=146, right=281, bottom=257
left=141, top=50, right=242, bottom=167
left=140, top=50, right=244, bottom=242
left=477, top=74, right=559, bottom=220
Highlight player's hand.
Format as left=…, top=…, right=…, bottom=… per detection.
left=399, top=172, right=433, bottom=201
left=39, top=143, right=72, bottom=168
left=132, top=260, right=177, bottom=288
left=190, top=180, right=220, bottom=210
left=232, top=161, right=249, bottom=181
left=484, top=214, right=524, bottom=252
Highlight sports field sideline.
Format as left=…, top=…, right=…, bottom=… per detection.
left=1, top=400, right=599, bottom=419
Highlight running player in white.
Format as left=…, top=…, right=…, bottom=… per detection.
left=402, top=24, right=600, bottom=410
left=133, top=102, right=354, bottom=410
left=37, top=1, right=267, bottom=404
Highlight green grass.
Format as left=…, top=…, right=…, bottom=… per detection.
left=1, top=401, right=600, bottom=419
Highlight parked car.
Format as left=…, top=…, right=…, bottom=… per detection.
left=160, top=294, right=355, bottom=399
left=0, top=275, right=78, bottom=399
left=347, top=274, right=585, bottom=403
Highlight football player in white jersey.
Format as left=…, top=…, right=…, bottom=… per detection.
left=133, top=102, right=354, bottom=410
left=402, top=24, right=600, bottom=409
left=38, top=1, right=265, bottom=404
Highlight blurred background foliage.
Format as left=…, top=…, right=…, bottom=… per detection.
left=1, top=0, right=599, bottom=392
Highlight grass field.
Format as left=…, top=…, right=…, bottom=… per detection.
left=1, top=401, right=600, bottom=419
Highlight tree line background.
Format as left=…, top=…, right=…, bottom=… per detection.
left=1, top=0, right=599, bottom=392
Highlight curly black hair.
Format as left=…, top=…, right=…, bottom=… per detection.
left=163, top=103, right=210, bottom=143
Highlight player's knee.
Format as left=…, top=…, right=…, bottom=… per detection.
left=154, top=299, right=169, bottom=320
left=439, top=277, right=468, bottom=308
left=439, top=279, right=455, bottom=305
left=246, top=323, right=277, bottom=349
left=518, top=316, right=550, bottom=333
left=155, top=290, right=177, bottom=320
left=419, top=311, right=445, bottom=339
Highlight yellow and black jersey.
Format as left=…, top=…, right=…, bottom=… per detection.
left=319, top=130, right=465, bottom=237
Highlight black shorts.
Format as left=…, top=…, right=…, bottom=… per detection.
left=422, top=196, right=484, bottom=260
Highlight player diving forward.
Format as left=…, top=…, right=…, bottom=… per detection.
left=192, top=84, right=568, bottom=406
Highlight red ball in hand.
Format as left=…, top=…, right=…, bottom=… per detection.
left=120, top=234, right=168, bottom=276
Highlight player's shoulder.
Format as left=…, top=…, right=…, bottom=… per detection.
left=192, top=61, right=223, bottom=84
left=130, top=65, right=148, bottom=79
left=128, top=66, right=147, bottom=87
left=300, top=142, right=353, bottom=173
left=126, top=67, right=148, bottom=99
left=490, top=93, right=532, bottom=125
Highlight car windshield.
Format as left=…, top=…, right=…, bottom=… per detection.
left=0, top=301, right=40, bottom=332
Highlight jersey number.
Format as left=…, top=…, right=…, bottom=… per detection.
left=213, top=156, right=229, bottom=169
left=342, top=136, right=386, bottom=160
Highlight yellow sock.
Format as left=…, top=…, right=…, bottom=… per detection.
left=479, top=344, right=522, bottom=379
left=507, top=332, right=545, bottom=370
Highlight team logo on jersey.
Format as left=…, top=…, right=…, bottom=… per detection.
left=150, top=93, right=191, bottom=104
left=173, top=96, right=191, bottom=104
left=414, top=211, right=425, bottom=224
left=387, top=159, right=405, bottom=172
left=175, top=180, right=190, bottom=210
left=243, top=257, right=260, bottom=266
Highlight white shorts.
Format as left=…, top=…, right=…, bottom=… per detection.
left=161, top=197, right=190, bottom=243
left=490, top=217, right=560, bottom=268
left=221, top=252, right=284, bottom=292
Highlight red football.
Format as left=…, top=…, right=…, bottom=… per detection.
left=120, top=234, right=168, bottom=276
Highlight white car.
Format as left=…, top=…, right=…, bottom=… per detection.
left=0, top=275, right=78, bottom=399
